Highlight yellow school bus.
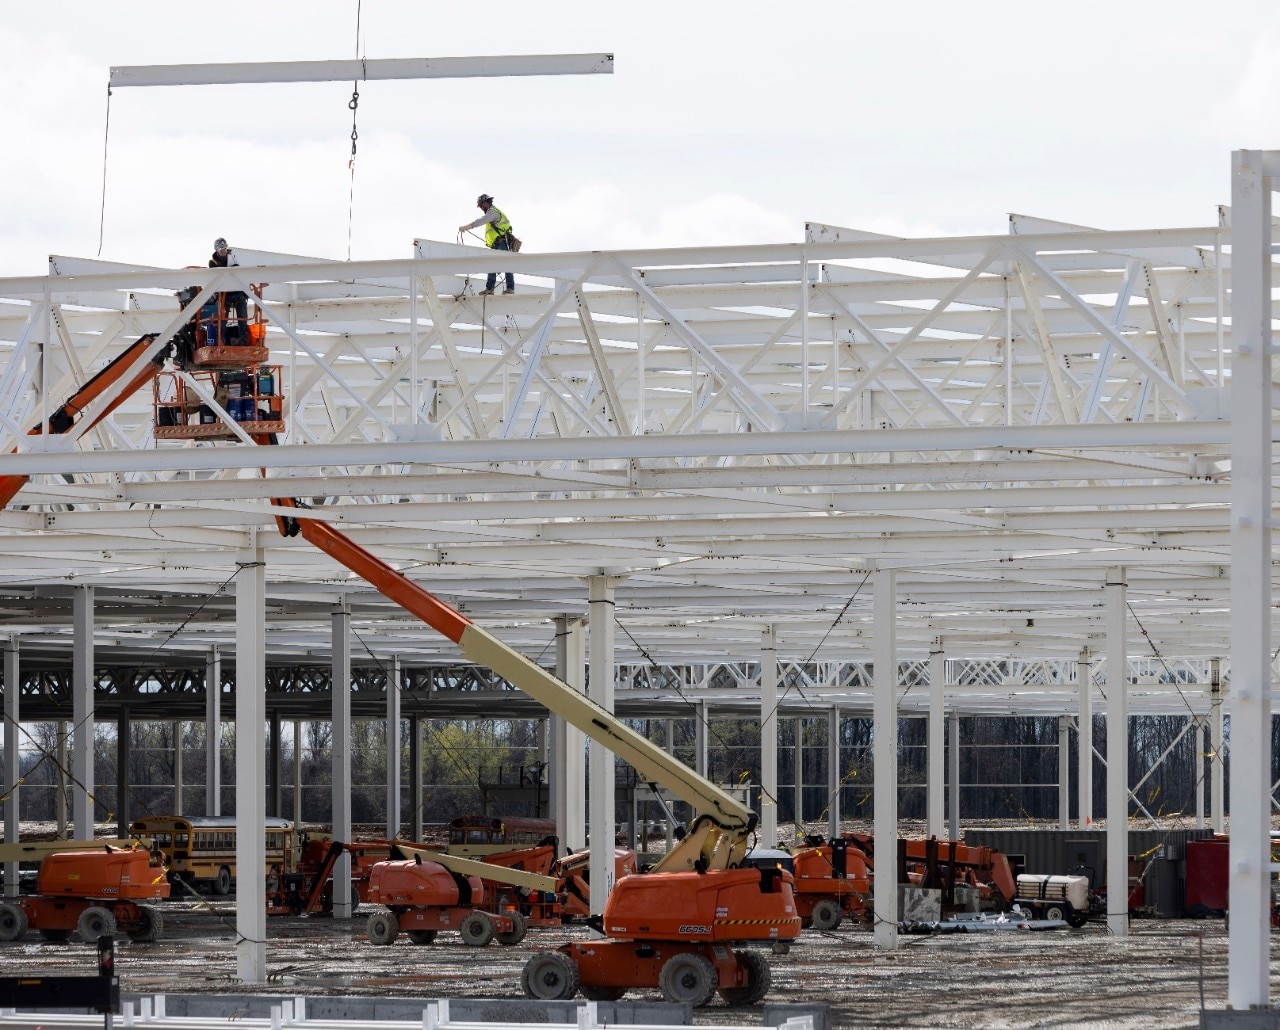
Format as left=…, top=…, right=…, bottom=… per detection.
left=129, top=815, right=295, bottom=895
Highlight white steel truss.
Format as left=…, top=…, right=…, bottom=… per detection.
left=0, top=212, right=1271, bottom=720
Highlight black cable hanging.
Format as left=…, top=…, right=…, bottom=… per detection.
left=96, top=85, right=112, bottom=257
left=346, top=0, right=364, bottom=261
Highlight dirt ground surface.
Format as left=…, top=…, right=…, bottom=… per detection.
left=0, top=901, right=1251, bottom=1029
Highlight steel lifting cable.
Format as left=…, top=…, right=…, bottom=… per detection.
left=346, top=0, right=365, bottom=261
left=96, top=85, right=112, bottom=256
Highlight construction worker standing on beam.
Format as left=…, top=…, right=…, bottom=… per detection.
left=459, top=194, right=517, bottom=296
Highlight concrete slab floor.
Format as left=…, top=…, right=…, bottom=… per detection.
left=0, top=905, right=1255, bottom=1029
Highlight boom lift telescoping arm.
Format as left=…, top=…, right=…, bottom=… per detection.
left=269, top=497, right=756, bottom=874
left=0, top=276, right=238, bottom=509
left=0, top=333, right=160, bottom=509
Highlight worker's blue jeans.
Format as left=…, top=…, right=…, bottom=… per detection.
left=487, top=236, right=515, bottom=292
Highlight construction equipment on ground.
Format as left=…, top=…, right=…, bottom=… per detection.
left=0, top=846, right=169, bottom=944
left=745, top=840, right=871, bottom=932
left=363, top=843, right=565, bottom=947
left=843, top=832, right=1017, bottom=915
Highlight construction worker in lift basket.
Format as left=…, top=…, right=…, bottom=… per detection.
left=209, top=237, right=249, bottom=338
left=458, top=195, right=517, bottom=296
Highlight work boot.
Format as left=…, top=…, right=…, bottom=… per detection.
left=503, top=286, right=516, bottom=295
left=478, top=288, right=494, bottom=296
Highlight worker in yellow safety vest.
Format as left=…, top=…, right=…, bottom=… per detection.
left=459, top=194, right=516, bottom=295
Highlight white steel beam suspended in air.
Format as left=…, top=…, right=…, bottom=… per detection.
left=108, top=54, right=614, bottom=88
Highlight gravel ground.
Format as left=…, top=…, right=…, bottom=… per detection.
left=0, top=900, right=1246, bottom=1029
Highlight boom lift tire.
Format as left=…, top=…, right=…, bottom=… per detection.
left=494, top=910, right=528, bottom=946
left=659, top=951, right=719, bottom=1007
left=522, top=951, right=580, bottom=1000
left=810, top=898, right=843, bottom=931
left=406, top=929, right=438, bottom=945
left=719, top=949, right=771, bottom=1006
left=128, top=905, right=164, bottom=943
left=214, top=866, right=232, bottom=896
left=0, top=902, right=27, bottom=940
left=366, top=910, right=400, bottom=946
left=76, top=906, right=116, bottom=941
left=459, top=910, right=495, bottom=947
left=580, top=986, right=627, bottom=1001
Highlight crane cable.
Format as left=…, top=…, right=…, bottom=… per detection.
left=346, top=0, right=365, bottom=261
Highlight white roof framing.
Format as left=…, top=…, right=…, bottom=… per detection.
left=0, top=214, right=1267, bottom=718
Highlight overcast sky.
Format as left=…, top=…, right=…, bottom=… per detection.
left=2, top=1, right=1277, bottom=277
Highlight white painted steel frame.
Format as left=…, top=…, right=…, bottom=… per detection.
left=0, top=205, right=1274, bottom=964
left=1227, top=149, right=1277, bottom=1012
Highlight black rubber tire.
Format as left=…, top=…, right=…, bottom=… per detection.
left=460, top=911, right=495, bottom=947
left=494, top=910, right=529, bottom=946
left=659, top=952, right=719, bottom=1007
left=522, top=952, right=580, bottom=1000
left=0, top=903, right=27, bottom=941
left=580, top=985, right=627, bottom=1001
left=1066, top=909, right=1090, bottom=928
left=1043, top=904, right=1066, bottom=922
left=406, top=929, right=438, bottom=945
left=720, top=949, right=771, bottom=1006
left=366, top=910, right=400, bottom=946
left=76, top=906, right=116, bottom=942
left=214, top=866, right=232, bottom=896
left=810, top=898, right=844, bottom=931
left=127, top=905, right=164, bottom=943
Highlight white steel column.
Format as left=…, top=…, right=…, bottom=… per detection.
left=386, top=655, right=401, bottom=839
left=72, top=585, right=94, bottom=840
left=947, top=713, right=959, bottom=840
left=552, top=616, right=587, bottom=853
left=587, top=577, right=618, bottom=916
left=695, top=700, right=709, bottom=779
left=1193, top=716, right=1206, bottom=831
left=3, top=639, right=18, bottom=897
left=1227, top=148, right=1274, bottom=1010
left=827, top=706, right=841, bottom=839
left=1105, top=568, right=1128, bottom=938
left=793, top=719, right=804, bottom=836
left=55, top=724, right=67, bottom=836
left=173, top=721, right=183, bottom=814
left=927, top=643, right=945, bottom=839
left=1077, top=650, right=1093, bottom=828
left=331, top=601, right=353, bottom=919
left=293, top=720, right=304, bottom=827
left=872, top=569, right=898, bottom=950
left=1210, top=658, right=1225, bottom=834
left=1057, top=716, right=1070, bottom=830
left=235, top=544, right=267, bottom=983
left=760, top=625, right=779, bottom=847
left=205, top=647, right=221, bottom=816
left=664, top=719, right=675, bottom=851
